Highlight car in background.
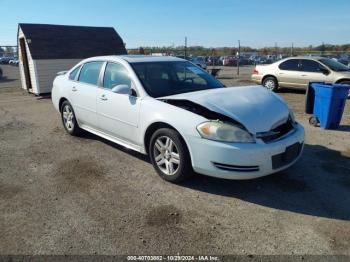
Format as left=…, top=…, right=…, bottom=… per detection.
left=334, top=55, right=350, bottom=66
left=218, top=56, right=225, bottom=65
left=249, top=55, right=260, bottom=65
left=0, top=57, right=14, bottom=64
left=260, top=56, right=275, bottom=64
left=207, top=56, right=221, bottom=66
left=52, top=55, right=304, bottom=183
left=251, top=56, right=274, bottom=65
left=175, top=55, right=187, bottom=60
left=189, top=56, right=207, bottom=69
left=238, top=57, right=251, bottom=65
left=223, top=56, right=237, bottom=66
left=9, top=58, right=19, bottom=66
left=252, top=56, right=350, bottom=97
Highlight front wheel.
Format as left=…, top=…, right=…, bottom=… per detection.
left=61, top=101, right=82, bottom=136
left=262, top=76, right=278, bottom=92
left=149, top=128, right=193, bottom=183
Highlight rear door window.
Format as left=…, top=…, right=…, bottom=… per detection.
left=78, top=62, right=104, bottom=86
left=300, top=59, right=322, bottom=73
left=279, top=59, right=300, bottom=71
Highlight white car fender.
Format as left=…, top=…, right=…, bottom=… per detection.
left=138, top=97, right=207, bottom=156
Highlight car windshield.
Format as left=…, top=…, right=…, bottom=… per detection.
left=319, top=58, right=350, bottom=72
left=131, top=61, right=224, bottom=98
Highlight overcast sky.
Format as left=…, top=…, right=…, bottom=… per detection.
left=1, top=0, right=350, bottom=48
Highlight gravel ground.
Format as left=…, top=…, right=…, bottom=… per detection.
left=0, top=65, right=349, bottom=255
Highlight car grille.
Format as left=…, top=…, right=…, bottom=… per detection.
left=257, top=118, right=295, bottom=143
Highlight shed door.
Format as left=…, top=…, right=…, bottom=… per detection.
left=19, top=38, right=32, bottom=91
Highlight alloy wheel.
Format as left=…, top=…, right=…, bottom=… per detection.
left=264, top=79, right=275, bottom=90
left=62, top=105, right=75, bottom=131
left=153, top=136, right=180, bottom=176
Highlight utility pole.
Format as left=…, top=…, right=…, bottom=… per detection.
left=291, top=42, right=294, bottom=56
left=275, top=42, right=277, bottom=56
left=321, top=41, right=325, bottom=56
left=237, top=40, right=240, bottom=76
left=184, top=37, right=187, bottom=59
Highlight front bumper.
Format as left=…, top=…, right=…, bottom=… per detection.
left=188, top=123, right=305, bottom=180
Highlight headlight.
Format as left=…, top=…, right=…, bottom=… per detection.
left=197, top=121, right=255, bottom=143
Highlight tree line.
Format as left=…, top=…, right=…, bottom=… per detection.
left=129, top=44, right=350, bottom=56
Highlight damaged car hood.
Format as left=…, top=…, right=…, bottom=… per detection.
left=159, top=86, right=290, bottom=133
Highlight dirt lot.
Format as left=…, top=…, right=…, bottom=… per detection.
left=0, top=64, right=350, bottom=255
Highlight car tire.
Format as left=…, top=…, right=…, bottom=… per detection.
left=338, top=81, right=350, bottom=99
left=262, top=76, right=278, bottom=92
left=149, top=128, right=193, bottom=183
left=0, top=69, right=3, bottom=78
left=309, top=116, right=319, bottom=127
left=60, top=101, right=82, bottom=136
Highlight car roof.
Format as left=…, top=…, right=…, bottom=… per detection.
left=84, top=55, right=185, bottom=63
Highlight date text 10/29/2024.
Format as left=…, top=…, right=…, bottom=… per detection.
left=127, top=255, right=220, bottom=261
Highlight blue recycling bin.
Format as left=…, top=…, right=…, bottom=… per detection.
left=308, top=83, right=349, bottom=129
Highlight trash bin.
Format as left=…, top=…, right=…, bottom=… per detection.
left=306, top=82, right=349, bottom=129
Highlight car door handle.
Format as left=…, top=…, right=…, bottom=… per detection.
left=72, top=86, right=77, bottom=92
left=301, top=74, right=307, bottom=77
left=100, top=94, right=108, bottom=101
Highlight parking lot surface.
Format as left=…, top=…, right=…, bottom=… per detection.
left=0, top=65, right=350, bottom=255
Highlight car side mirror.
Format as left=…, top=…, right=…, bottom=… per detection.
left=111, top=84, right=131, bottom=95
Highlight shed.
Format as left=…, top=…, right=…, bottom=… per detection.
left=17, top=23, right=127, bottom=95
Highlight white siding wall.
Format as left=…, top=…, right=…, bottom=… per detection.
left=34, top=59, right=80, bottom=94
left=18, top=28, right=39, bottom=93
left=19, top=27, right=80, bottom=95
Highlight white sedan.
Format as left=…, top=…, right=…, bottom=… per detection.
left=52, top=55, right=304, bottom=183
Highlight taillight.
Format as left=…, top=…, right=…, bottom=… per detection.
left=252, top=68, right=259, bottom=75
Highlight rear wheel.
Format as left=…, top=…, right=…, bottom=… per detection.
left=61, top=101, right=82, bottom=136
left=149, top=128, right=193, bottom=183
left=309, top=116, right=319, bottom=127
left=262, top=76, right=278, bottom=92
